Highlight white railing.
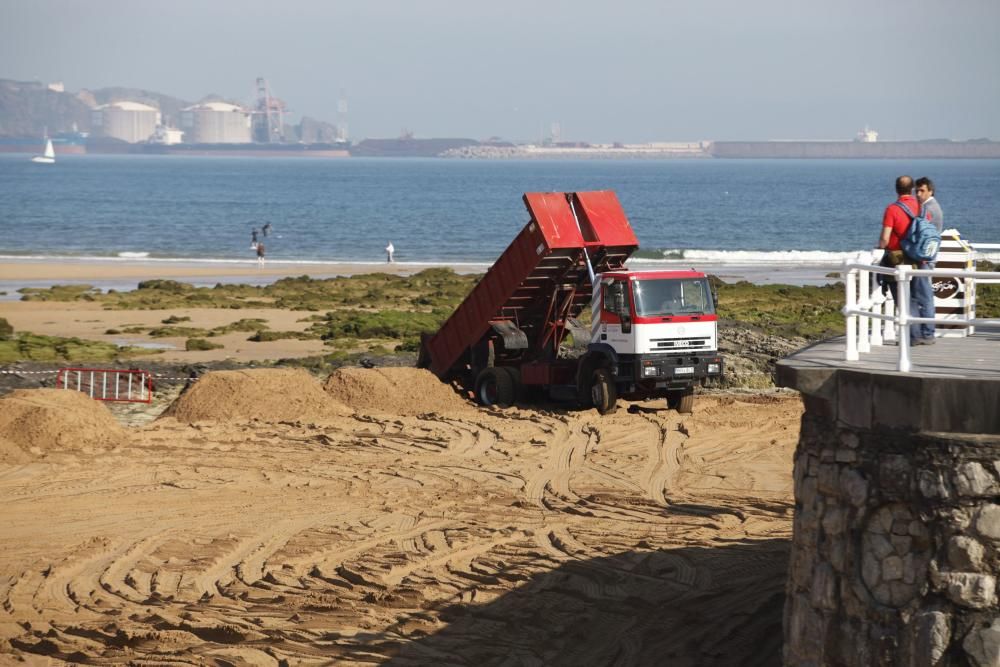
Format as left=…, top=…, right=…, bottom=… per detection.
left=843, top=255, right=1000, bottom=372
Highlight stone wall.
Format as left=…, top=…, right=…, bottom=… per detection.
left=784, top=414, right=1000, bottom=666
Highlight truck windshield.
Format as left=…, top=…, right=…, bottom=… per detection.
left=632, top=278, right=715, bottom=316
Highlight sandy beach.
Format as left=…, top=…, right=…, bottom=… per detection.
left=0, top=368, right=801, bottom=664
left=0, top=257, right=844, bottom=294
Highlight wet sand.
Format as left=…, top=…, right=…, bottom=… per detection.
left=0, top=369, right=802, bottom=664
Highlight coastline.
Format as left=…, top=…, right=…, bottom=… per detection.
left=0, top=256, right=845, bottom=297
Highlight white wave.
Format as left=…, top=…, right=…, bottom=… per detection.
left=636, top=249, right=870, bottom=265
left=116, top=251, right=150, bottom=258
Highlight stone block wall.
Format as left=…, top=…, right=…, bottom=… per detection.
left=784, top=414, right=1000, bottom=666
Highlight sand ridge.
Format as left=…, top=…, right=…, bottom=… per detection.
left=323, top=366, right=474, bottom=415
left=0, top=371, right=803, bottom=665
left=0, top=388, right=127, bottom=463
left=160, top=368, right=352, bottom=423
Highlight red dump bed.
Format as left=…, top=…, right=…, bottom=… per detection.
left=425, top=191, right=638, bottom=379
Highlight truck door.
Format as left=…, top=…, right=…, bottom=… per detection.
left=599, top=279, right=636, bottom=354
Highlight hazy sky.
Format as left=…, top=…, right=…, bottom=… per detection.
left=3, top=0, right=998, bottom=142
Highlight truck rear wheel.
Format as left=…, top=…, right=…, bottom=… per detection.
left=591, top=367, right=617, bottom=415
left=475, top=367, right=514, bottom=407
left=502, top=366, right=524, bottom=404
left=667, top=388, right=695, bottom=414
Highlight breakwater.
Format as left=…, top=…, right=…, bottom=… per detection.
left=710, top=141, right=1000, bottom=159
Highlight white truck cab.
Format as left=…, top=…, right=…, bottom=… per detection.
left=583, top=269, right=724, bottom=411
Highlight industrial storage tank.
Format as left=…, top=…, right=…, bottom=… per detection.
left=180, top=102, right=252, bottom=144
left=91, top=101, right=161, bottom=143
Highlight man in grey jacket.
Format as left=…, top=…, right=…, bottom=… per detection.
left=911, top=177, right=943, bottom=344
left=916, top=177, right=943, bottom=232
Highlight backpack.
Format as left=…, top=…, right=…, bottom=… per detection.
left=895, top=201, right=941, bottom=262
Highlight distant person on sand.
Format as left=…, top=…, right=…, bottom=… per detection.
left=256, top=242, right=266, bottom=266
left=385, top=241, right=395, bottom=263
left=251, top=228, right=259, bottom=248
left=262, top=222, right=272, bottom=238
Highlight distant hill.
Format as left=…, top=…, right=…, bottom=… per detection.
left=0, top=79, right=93, bottom=137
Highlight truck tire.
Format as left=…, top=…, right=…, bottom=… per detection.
left=475, top=367, right=514, bottom=407
left=591, top=367, right=617, bottom=415
left=667, top=388, right=695, bottom=414
left=501, top=366, right=524, bottom=404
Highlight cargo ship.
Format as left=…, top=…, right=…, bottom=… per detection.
left=138, top=141, right=351, bottom=158
left=0, top=131, right=88, bottom=155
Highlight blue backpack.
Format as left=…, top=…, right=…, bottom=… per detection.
left=895, top=201, right=941, bottom=262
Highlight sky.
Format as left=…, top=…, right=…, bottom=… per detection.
left=2, top=0, right=999, bottom=143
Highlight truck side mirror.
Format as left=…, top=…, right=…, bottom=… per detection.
left=621, top=313, right=632, bottom=334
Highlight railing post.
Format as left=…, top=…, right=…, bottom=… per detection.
left=870, top=271, right=884, bottom=346
left=858, top=266, right=871, bottom=353
left=897, top=265, right=911, bottom=373
left=845, top=269, right=858, bottom=361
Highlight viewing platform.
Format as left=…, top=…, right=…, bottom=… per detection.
left=777, top=332, right=1000, bottom=434
left=776, top=253, right=999, bottom=666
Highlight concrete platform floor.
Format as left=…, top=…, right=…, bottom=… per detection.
left=781, top=332, right=1000, bottom=379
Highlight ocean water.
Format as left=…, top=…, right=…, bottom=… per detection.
left=1, top=155, right=998, bottom=266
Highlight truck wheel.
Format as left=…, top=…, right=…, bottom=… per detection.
left=591, top=367, right=617, bottom=415
left=475, top=367, right=514, bottom=407
left=501, top=366, right=524, bottom=404
left=667, top=388, right=695, bottom=414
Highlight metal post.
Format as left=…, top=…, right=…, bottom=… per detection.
left=897, top=265, right=911, bottom=372
left=77, top=371, right=82, bottom=392
left=89, top=371, right=94, bottom=398
left=858, top=267, right=871, bottom=353
left=127, top=373, right=133, bottom=401
left=845, top=270, right=858, bottom=361
left=102, top=372, right=107, bottom=400
left=115, top=372, right=119, bottom=400
left=870, top=271, right=884, bottom=346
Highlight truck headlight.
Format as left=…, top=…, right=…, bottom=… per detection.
left=708, top=363, right=720, bottom=374
left=643, top=366, right=659, bottom=377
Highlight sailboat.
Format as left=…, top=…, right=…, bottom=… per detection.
left=31, top=138, right=56, bottom=164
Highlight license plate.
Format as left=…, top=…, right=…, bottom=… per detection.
left=675, top=367, right=694, bottom=375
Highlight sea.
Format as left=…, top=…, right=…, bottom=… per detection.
left=1, top=155, right=998, bottom=271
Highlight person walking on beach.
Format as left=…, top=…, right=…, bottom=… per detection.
left=251, top=228, right=259, bottom=248
left=256, top=242, right=266, bottom=266
left=262, top=222, right=272, bottom=238
left=385, top=241, right=395, bottom=263
left=877, top=175, right=931, bottom=345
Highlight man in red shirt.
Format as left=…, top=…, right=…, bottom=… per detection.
left=879, top=175, right=918, bottom=254
left=877, top=175, right=927, bottom=344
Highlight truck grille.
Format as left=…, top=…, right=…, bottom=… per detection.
left=651, top=337, right=710, bottom=349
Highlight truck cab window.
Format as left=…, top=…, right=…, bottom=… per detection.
left=603, top=281, right=628, bottom=316
left=633, top=279, right=715, bottom=316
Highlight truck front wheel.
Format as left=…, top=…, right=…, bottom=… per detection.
left=667, top=387, right=695, bottom=414
left=591, top=368, right=617, bottom=415
left=475, top=367, right=514, bottom=408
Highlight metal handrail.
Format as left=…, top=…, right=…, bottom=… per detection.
left=842, top=257, right=1000, bottom=372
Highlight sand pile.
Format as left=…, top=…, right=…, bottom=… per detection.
left=323, top=367, right=472, bottom=415
left=161, top=369, right=352, bottom=423
left=0, top=389, right=128, bottom=463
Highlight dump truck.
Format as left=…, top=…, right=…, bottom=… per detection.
left=418, top=191, right=723, bottom=413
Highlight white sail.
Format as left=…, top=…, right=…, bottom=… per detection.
left=30, top=137, right=56, bottom=164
